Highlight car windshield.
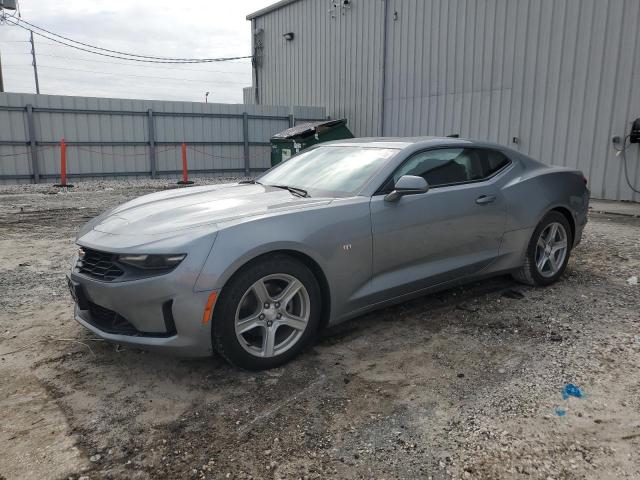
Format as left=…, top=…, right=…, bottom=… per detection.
left=258, top=146, right=398, bottom=197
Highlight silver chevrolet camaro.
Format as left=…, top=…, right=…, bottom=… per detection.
left=68, top=137, right=589, bottom=370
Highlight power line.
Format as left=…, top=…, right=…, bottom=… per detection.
left=5, top=17, right=253, bottom=63
left=1, top=40, right=69, bottom=47
left=14, top=16, right=218, bottom=61
left=3, top=52, right=251, bottom=75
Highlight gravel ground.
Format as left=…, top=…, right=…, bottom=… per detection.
left=0, top=179, right=639, bottom=480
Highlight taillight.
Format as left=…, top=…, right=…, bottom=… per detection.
left=582, top=175, right=588, bottom=186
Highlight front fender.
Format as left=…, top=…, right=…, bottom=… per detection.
left=193, top=197, right=374, bottom=324
left=194, top=238, right=328, bottom=293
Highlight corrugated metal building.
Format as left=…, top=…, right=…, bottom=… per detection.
left=245, top=0, right=640, bottom=201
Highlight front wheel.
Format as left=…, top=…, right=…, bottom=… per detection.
left=212, top=255, right=321, bottom=370
left=513, top=211, right=572, bottom=286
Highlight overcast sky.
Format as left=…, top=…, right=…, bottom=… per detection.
left=0, top=0, right=274, bottom=103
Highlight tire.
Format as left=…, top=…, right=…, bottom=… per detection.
left=512, top=211, right=573, bottom=287
left=212, top=254, right=321, bottom=370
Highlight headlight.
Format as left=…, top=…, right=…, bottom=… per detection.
left=117, top=254, right=186, bottom=270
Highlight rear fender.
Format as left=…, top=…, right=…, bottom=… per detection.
left=502, top=168, right=588, bottom=232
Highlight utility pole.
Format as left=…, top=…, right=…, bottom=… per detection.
left=1, top=1, right=17, bottom=92
left=29, top=30, right=40, bottom=94
left=0, top=49, right=4, bottom=92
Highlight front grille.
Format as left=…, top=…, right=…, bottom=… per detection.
left=76, top=248, right=124, bottom=281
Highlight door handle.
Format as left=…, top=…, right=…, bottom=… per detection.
left=475, top=194, right=496, bottom=205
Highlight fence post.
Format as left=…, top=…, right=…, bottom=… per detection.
left=288, top=113, right=295, bottom=128
left=177, top=142, right=193, bottom=185
left=26, top=104, right=40, bottom=184
left=54, top=138, right=73, bottom=188
left=242, top=112, right=250, bottom=177
left=147, top=108, right=156, bottom=178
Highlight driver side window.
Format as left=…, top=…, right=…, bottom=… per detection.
left=381, top=148, right=509, bottom=192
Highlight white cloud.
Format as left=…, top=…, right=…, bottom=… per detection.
left=0, top=0, right=274, bottom=103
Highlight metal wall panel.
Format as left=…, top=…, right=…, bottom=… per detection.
left=250, top=0, right=640, bottom=201
left=381, top=0, right=640, bottom=201
left=253, top=0, right=385, bottom=138
left=0, top=93, right=325, bottom=184
left=243, top=87, right=256, bottom=105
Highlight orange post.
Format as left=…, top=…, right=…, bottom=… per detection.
left=181, top=142, right=188, bottom=182
left=54, top=138, right=73, bottom=188
left=177, top=142, right=194, bottom=185
left=60, top=138, right=67, bottom=186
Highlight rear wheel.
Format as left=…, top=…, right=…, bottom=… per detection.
left=513, top=211, right=572, bottom=286
left=212, top=255, right=321, bottom=370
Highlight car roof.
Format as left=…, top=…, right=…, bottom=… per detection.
left=308, top=136, right=543, bottom=170
left=320, top=136, right=476, bottom=150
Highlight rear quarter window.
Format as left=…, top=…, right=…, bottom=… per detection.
left=482, top=150, right=510, bottom=177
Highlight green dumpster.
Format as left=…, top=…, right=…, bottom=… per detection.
left=270, top=119, right=354, bottom=166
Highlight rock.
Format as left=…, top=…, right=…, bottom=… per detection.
left=456, top=304, right=479, bottom=313
left=89, top=454, right=101, bottom=462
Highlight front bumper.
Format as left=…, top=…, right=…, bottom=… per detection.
left=67, top=269, right=216, bottom=357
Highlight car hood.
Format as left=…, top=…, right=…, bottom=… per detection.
left=91, top=183, right=332, bottom=236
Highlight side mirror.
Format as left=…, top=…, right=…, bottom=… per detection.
left=384, top=175, right=429, bottom=202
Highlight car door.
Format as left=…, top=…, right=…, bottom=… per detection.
left=368, top=147, right=508, bottom=301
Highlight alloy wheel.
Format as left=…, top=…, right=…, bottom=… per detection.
left=535, top=222, right=568, bottom=278
left=234, top=273, right=310, bottom=358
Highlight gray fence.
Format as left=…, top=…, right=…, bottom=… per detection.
left=0, top=93, right=326, bottom=183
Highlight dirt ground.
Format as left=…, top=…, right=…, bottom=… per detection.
left=0, top=179, right=639, bottom=480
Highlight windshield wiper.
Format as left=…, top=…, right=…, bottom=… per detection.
left=239, top=179, right=263, bottom=185
left=269, top=184, right=309, bottom=198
